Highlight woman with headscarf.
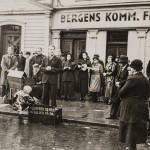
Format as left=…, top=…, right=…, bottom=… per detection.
left=61, top=53, right=75, bottom=101
left=118, top=59, right=149, bottom=150
left=89, top=55, right=103, bottom=102
left=76, top=52, right=91, bottom=101
left=103, top=55, right=116, bottom=104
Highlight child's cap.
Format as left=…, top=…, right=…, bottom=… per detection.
left=23, top=85, right=32, bottom=94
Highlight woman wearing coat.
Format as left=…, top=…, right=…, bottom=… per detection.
left=61, top=53, right=75, bottom=101
left=118, top=59, right=149, bottom=150
left=103, top=55, right=116, bottom=104
left=76, top=52, right=91, bottom=101
left=89, top=55, right=103, bottom=102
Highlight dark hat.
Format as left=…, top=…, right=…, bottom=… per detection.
left=94, top=54, right=99, bottom=57
left=93, top=54, right=100, bottom=60
left=25, top=52, right=31, bottom=55
left=118, top=55, right=128, bottom=63
left=130, top=59, right=143, bottom=71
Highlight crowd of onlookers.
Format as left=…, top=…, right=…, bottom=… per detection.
left=1, top=45, right=150, bottom=106
left=1, top=45, right=150, bottom=149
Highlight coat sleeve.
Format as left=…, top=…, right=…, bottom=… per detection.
left=119, top=69, right=129, bottom=87
left=50, top=59, right=62, bottom=73
left=106, top=63, right=116, bottom=76
left=29, top=56, right=35, bottom=77
left=99, top=64, right=103, bottom=74
left=1, top=56, right=8, bottom=71
left=118, top=77, right=135, bottom=98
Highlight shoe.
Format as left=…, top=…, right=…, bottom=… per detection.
left=78, top=98, right=84, bottom=101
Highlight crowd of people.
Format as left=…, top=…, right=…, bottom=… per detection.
left=1, top=45, right=150, bottom=149
left=0, top=45, right=121, bottom=104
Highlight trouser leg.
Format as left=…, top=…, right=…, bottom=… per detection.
left=42, top=82, right=49, bottom=105
left=81, top=93, right=86, bottom=101
left=50, top=84, right=57, bottom=107
left=91, top=92, right=97, bottom=102
left=110, top=97, right=121, bottom=117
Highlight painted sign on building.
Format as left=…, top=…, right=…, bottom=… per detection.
left=55, top=9, right=150, bottom=29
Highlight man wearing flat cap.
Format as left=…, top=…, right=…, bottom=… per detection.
left=118, top=59, right=149, bottom=150
left=107, top=55, right=129, bottom=119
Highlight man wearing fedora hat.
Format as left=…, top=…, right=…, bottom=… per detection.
left=118, top=59, right=149, bottom=150
left=107, top=55, right=129, bottom=119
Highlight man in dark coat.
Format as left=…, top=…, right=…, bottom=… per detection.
left=29, top=47, right=45, bottom=81
left=107, top=55, right=129, bottom=119
left=118, top=59, right=149, bottom=150
left=0, top=46, right=18, bottom=97
left=41, top=46, right=62, bottom=107
left=16, top=52, right=26, bottom=71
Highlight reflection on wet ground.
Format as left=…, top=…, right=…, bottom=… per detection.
left=0, top=115, right=127, bottom=150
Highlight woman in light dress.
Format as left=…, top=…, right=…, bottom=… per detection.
left=89, top=55, right=103, bottom=102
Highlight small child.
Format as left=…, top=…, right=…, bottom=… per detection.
left=12, top=85, right=35, bottom=124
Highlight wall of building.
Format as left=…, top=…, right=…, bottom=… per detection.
left=0, top=0, right=51, bottom=54
left=51, top=3, right=150, bottom=73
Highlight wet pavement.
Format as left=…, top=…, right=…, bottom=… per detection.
left=0, top=99, right=118, bottom=128
left=0, top=115, right=126, bottom=150
left=0, top=100, right=149, bottom=149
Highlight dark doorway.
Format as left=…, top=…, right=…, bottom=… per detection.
left=0, top=25, right=21, bottom=74
left=1, top=25, right=21, bottom=56
left=61, top=32, right=86, bottom=61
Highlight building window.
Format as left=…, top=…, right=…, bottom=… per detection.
left=106, top=31, right=128, bottom=61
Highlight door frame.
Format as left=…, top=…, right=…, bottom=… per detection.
left=0, top=21, right=25, bottom=52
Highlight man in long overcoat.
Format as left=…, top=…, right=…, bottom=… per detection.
left=1, top=46, right=18, bottom=97
left=41, top=46, right=62, bottom=107
left=107, top=55, right=129, bottom=119
left=29, top=47, right=45, bottom=80
left=118, top=59, right=149, bottom=150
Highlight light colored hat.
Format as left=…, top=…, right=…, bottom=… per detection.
left=23, top=85, right=32, bottom=94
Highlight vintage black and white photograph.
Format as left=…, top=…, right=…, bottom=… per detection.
left=0, top=0, right=150, bottom=149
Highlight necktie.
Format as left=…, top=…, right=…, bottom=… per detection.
left=8, top=55, right=12, bottom=67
